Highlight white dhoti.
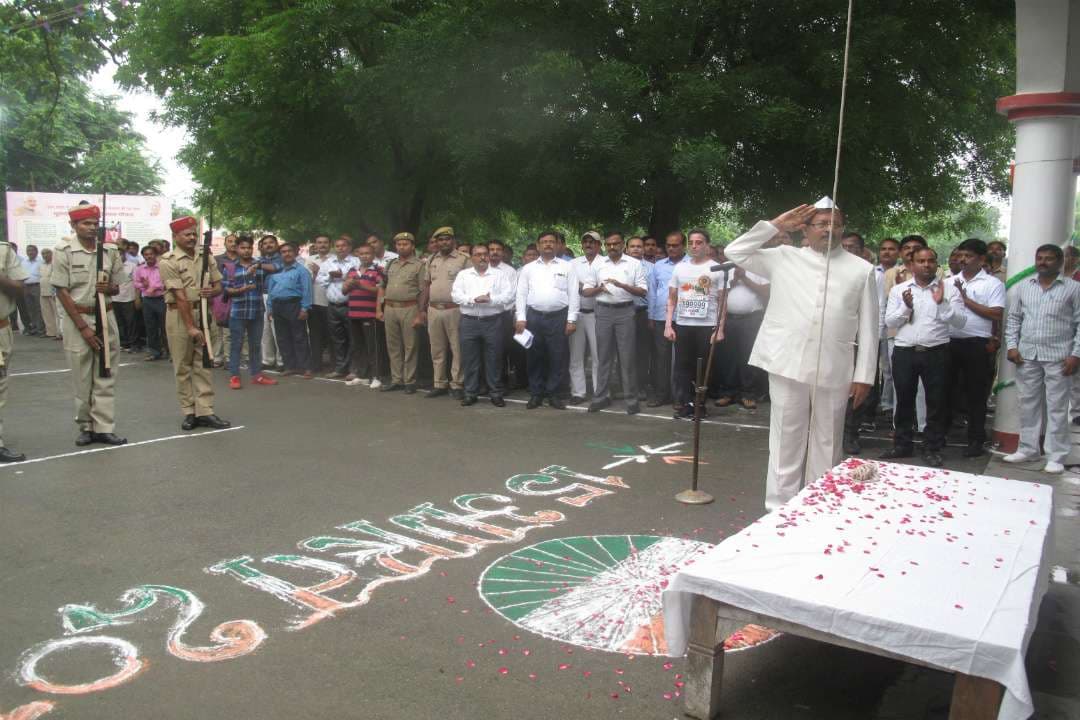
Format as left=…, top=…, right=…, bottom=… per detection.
left=765, top=374, right=850, bottom=510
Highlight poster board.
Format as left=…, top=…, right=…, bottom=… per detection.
left=5, top=191, right=172, bottom=251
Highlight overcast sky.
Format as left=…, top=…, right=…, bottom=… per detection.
left=90, top=62, right=197, bottom=209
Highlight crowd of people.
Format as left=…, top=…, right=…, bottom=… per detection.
left=1, top=203, right=1079, bottom=485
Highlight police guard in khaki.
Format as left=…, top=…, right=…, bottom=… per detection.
left=159, top=216, right=231, bottom=431
left=51, top=204, right=128, bottom=447
left=379, top=232, right=428, bottom=393
left=424, top=226, right=470, bottom=398
left=0, top=237, right=29, bottom=461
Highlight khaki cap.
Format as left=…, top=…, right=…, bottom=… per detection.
left=393, top=232, right=416, bottom=243
left=431, top=226, right=455, bottom=239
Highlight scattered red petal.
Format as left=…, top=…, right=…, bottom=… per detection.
left=446, top=596, right=456, bottom=604
left=558, top=663, right=571, bottom=670
left=498, top=667, right=509, bottom=675
left=815, top=574, right=824, bottom=580
left=954, top=604, right=964, bottom=610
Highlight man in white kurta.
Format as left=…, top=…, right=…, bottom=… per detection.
left=726, top=203, right=879, bottom=510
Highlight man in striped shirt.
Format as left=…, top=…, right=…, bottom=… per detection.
left=1004, top=244, right=1080, bottom=474
left=344, top=244, right=385, bottom=387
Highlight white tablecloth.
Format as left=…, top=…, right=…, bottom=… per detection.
left=662, top=460, right=1053, bottom=720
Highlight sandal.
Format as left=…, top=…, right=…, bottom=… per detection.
left=740, top=398, right=757, bottom=410
left=714, top=397, right=734, bottom=407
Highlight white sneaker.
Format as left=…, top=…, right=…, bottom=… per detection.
left=369, top=378, right=382, bottom=389
left=345, top=378, right=366, bottom=387
left=1003, top=452, right=1038, bottom=464
left=1043, top=461, right=1065, bottom=474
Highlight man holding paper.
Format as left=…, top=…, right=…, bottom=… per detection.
left=452, top=244, right=515, bottom=407
left=725, top=199, right=879, bottom=511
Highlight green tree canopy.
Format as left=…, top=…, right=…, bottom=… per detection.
left=117, top=0, right=1015, bottom=241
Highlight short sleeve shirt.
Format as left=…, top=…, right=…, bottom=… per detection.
left=158, top=248, right=223, bottom=304
left=50, top=241, right=124, bottom=305
left=425, top=251, right=470, bottom=303
left=0, top=243, right=29, bottom=352
left=384, top=256, right=425, bottom=302
left=668, top=261, right=723, bottom=326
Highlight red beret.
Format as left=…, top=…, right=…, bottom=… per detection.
left=68, top=205, right=100, bottom=222
left=170, top=216, right=198, bottom=234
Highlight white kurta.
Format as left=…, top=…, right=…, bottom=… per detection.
left=725, top=220, right=880, bottom=509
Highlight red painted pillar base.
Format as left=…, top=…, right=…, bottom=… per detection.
left=993, top=430, right=1019, bottom=454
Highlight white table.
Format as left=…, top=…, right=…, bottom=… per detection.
left=662, top=459, right=1053, bottom=720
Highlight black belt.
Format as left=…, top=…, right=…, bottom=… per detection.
left=597, top=301, right=633, bottom=309
left=463, top=314, right=500, bottom=321
left=951, top=336, right=991, bottom=342
left=528, top=307, right=567, bottom=318
left=328, top=301, right=348, bottom=307
left=896, top=344, right=947, bottom=353
left=578, top=308, right=594, bottom=314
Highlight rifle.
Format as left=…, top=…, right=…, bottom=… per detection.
left=198, top=199, right=214, bottom=369
left=95, top=192, right=112, bottom=378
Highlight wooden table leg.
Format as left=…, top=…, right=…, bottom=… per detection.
left=949, top=674, right=1004, bottom=720
left=683, top=596, right=743, bottom=719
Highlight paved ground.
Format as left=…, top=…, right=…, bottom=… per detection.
left=0, top=335, right=1076, bottom=719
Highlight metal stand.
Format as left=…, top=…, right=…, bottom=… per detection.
left=675, top=267, right=731, bottom=505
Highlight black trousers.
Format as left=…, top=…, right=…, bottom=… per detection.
left=502, top=311, right=528, bottom=389
left=651, top=321, right=674, bottom=403
left=272, top=297, right=311, bottom=372
left=673, top=324, right=715, bottom=407
left=633, top=309, right=652, bottom=399
left=326, top=303, right=351, bottom=374
left=375, top=319, right=391, bottom=381
left=348, top=317, right=380, bottom=379
left=141, top=296, right=166, bottom=357
left=945, top=337, right=994, bottom=445
left=461, top=314, right=503, bottom=397
left=525, top=307, right=569, bottom=397
left=715, top=311, right=765, bottom=400
left=307, top=305, right=331, bottom=372
left=114, top=301, right=137, bottom=348
left=892, top=345, right=948, bottom=451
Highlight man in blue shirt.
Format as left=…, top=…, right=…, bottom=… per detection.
left=266, top=242, right=314, bottom=378
left=646, top=231, right=688, bottom=406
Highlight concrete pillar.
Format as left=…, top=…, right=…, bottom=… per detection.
left=993, top=0, right=1080, bottom=451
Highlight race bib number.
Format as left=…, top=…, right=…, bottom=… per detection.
left=679, top=294, right=708, bottom=319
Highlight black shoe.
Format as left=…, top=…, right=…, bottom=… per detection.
left=673, top=405, right=694, bottom=420
left=548, top=396, right=567, bottom=410
left=0, top=447, right=26, bottom=463
left=526, top=395, right=543, bottom=409
left=922, top=450, right=944, bottom=468
left=92, top=432, right=128, bottom=446
left=461, top=395, right=477, bottom=406
left=962, top=442, right=986, bottom=458
left=196, top=414, right=231, bottom=429
left=451, top=389, right=465, bottom=400
left=1073, top=416, right=1080, bottom=427
left=647, top=398, right=669, bottom=408
left=381, top=383, right=404, bottom=392
left=843, top=436, right=861, bottom=455
left=626, top=402, right=640, bottom=415
left=181, top=414, right=198, bottom=431
left=570, top=396, right=586, bottom=405
left=404, top=384, right=417, bottom=394
left=588, top=398, right=611, bottom=413
left=427, top=388, right=449, bottom=398
left=491, top=396, right=506, bottom=407
left=76, top=431, right=95, bottom=446
left=879, top=446, right=914, bottom=460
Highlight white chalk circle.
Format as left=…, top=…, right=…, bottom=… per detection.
left=18, top=635, right=144, bottom=695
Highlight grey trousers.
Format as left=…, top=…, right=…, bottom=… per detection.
left=460, top=314, right=503, bottom=397
left=594, top=302, right=636, bottom=404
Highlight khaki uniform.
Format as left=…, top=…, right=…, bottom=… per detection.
left=383, top=255, right=425, bottom=385
left=50, top=240, right=124, bottom=433
left=0, top=242, right=30, bottom=444
left=425, top=251, right=470, bottom=389
left=159, top=248, right=223, bottom=416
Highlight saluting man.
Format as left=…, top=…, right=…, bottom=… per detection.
left=0, top=235, right=29, bottom=461
left=51, top=204, right=128, bottom=446
left=158, top=216, right=231, bottom=430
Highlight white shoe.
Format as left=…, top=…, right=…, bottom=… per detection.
left=1003, top=452, right=1039, bottom=464
left=369, top=378, right=382, bottom=389
left=1043, top=461, right=1065, bottom=474
left=345, top=378, right=366, bottom=387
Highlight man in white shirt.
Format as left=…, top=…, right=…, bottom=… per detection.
left=714, top=263, right=769, bottom=410
left=515, top=231, right=579, bottom=409
left=487, top=240, right=522, bottom=391
left=452, top=244, right=515, bottom=407
left=569, top=232, right=603, bottom=403
left=19, top=244, right=44, bottom=336
left=875, top=237, right=900, bottom=414
left=725, top=200, right=879, bottom=511
left=626, top=236, right=656, bottom=402
left=944, top=238, right=1005, bottom=457
left=306, top=234, right=333, bottom=373
left=317, top=236, right=361, bottom=378
left=589, top=232, right=648, bottom=414
left=882, top=247, right=966, bottom=466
